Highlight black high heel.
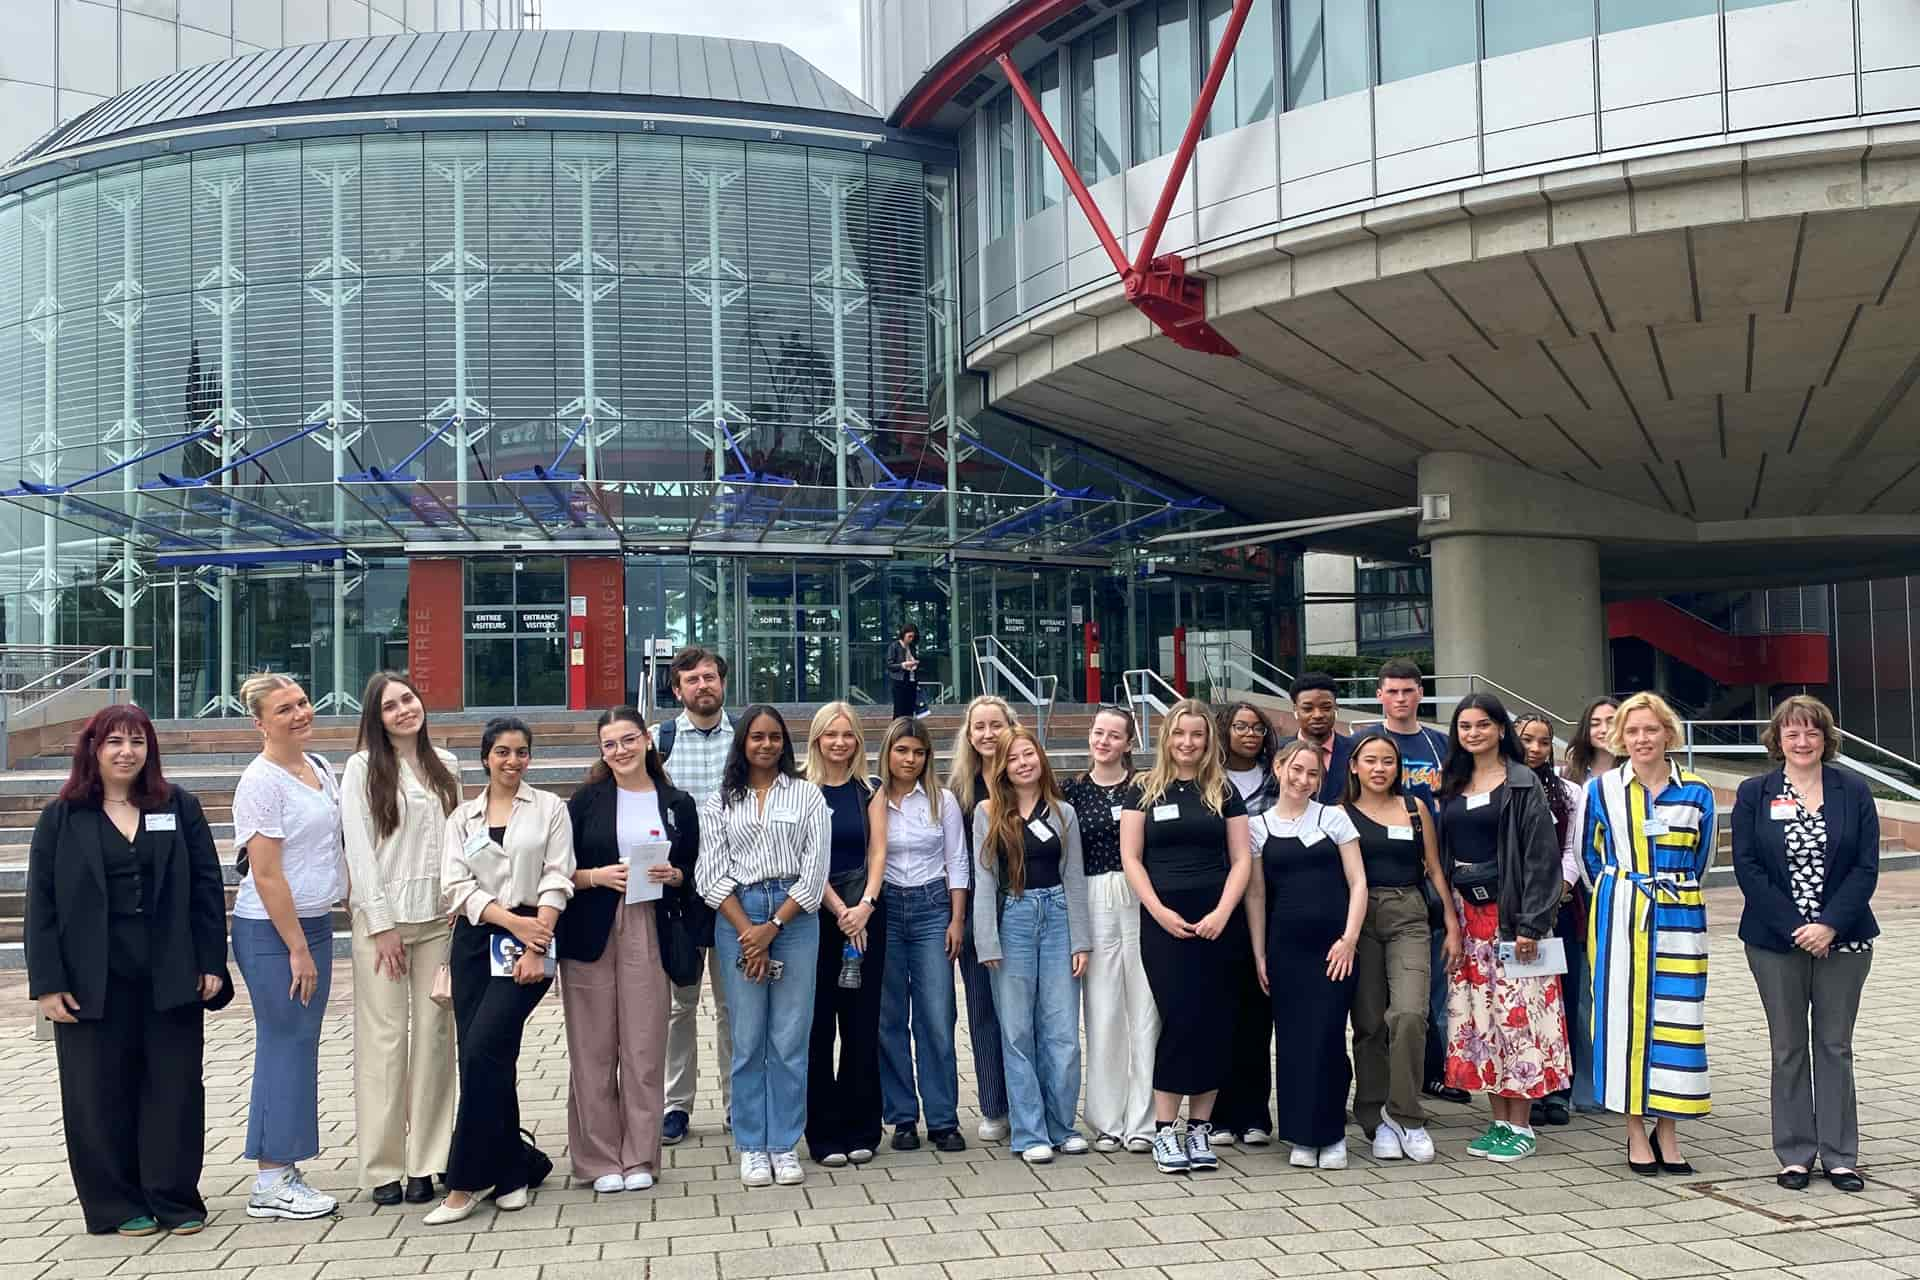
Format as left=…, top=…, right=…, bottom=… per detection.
left=1652, top=1129, right=1694, bottom=1176
left=1627, top=1143, right=1660, bottom=1176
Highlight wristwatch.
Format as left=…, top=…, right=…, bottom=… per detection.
left=770, top=916, right=785, bottom=931
left=861, top=895, right=878, bottom=908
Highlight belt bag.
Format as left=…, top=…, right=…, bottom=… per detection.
left=1452, top=858, right=1499, bottom=905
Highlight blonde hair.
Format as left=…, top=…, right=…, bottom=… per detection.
left=238, top=671, right=302, bottom=719
left=804, top=701, right=868, bottom=786
left=1763, top=694, right=1839, bottom=763
left=1135, top=697, right=1230, bottom=814
left=1607, top=691, right=1684, bottom=757
left=878, top=716, right=944, bottom=821
left=949, top=695, right=1019, bottom=805
left=1271, top=737, right=1325, bottom=792
left=980, top=724, right=1066, bottom=897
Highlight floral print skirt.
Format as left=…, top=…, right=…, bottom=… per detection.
left=1444, top=898, right=1572, bottom=1100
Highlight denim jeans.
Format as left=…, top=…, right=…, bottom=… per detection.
left=878, top=880, right=960, bottom=1131
left=988, top=885, right=1083, bottom=1153
left=231, top=913, right=334, bottom=1164
left=714, top=879, right=821, bottom=1155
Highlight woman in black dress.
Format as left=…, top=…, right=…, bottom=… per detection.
left=1247, top=740, right=1367, bottom=1170
left=1119, top=698, right=1251, bottom=1176
left=886, top=626, right=922, bottom=719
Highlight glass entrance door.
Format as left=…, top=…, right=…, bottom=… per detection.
left=464, top=556, right=568, bottom=708
left=742, top=560, right=843, bottom=704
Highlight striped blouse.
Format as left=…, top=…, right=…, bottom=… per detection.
left=694, top=772, right=831, bottom=913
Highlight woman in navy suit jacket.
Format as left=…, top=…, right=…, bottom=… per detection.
left=1731, top=695, right=1878, bottom=1194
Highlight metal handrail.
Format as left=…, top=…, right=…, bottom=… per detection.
left=972, top=636, right=1058, bottom=745
left=1196, top=637, right=1291, bottom=700
left=1122, top=667, right=1185, bottom=751
left=1326, top=671, right=1575, bottom=729
left=1679, top=719, right=1920, bottom=801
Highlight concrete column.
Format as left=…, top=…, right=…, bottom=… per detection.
left=1429, top=533, right=1607, bottom=728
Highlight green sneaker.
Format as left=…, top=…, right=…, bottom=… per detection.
left=116, top=1216, right=159, bottom=1237
left=1466, top=1122, right=1510, bottom=1159
left=1485, top=1126, right=1537, bottom=1164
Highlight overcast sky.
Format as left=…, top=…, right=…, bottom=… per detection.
left=541, top=0, right=866, bottom=102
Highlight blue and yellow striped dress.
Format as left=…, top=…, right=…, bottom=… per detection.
left=1581, top=761, right=1715, bottom=1118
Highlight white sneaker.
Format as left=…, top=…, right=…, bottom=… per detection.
left=1289, top=1145, right=1318, bottom=1168
left=1372, top=1124, right=1404, bottom=1160
left=623, top=1170, right=655, bottom=1191
left=1317, top=1140, right=1348, bottom=1170
left=1125, top=1135, right=1154, bottom=1154
left=771, top=1150, right=804, bottom=1186
left=1239, top=1129, right=1271, bottom=1147
left=246, top=1168, right=337, bottom=1220
left=1400, top=1127, right=1436, bottom=1164
left=1093, top=1134, right=1122, bottom=1153
left=1022, top=1144, right=1055, bottom=1164
left=978, top=1116, right=1010, bottom=1142
left=593, top=1173, right=626, bottom=1193
left=1210, top=1128, right=1237, bottom=1146
left=1184, top=1123, right=1218, bottom=1171
left=1059, top=1134, right=1089, bottom=1155
left=740, top=1152, right=772, bottom=1188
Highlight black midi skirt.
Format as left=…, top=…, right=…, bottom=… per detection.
left=1139, top=879, right=1237, bottom=1096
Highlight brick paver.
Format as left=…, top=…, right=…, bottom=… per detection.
left=1, top=880, right=1918, bottom=1278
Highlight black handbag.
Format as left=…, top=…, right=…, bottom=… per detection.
left=1452, top=858, right=1499, bottom=906
left=656, top=897, right=705, bottom=988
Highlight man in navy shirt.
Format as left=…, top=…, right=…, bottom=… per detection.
left=1278, top=672, right=1353, bottom=806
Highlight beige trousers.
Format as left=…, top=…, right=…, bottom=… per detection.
left=562, top=902, right=672, bottom=1178
left=351, top=916, right=457, bottom=1186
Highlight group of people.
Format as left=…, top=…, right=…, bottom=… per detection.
left=24, top=650, right=1881, bottom=1239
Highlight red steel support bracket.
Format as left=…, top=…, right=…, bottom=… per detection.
left=993, top=0, right=1253, bottom=357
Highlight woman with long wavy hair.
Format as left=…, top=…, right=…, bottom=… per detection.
left=947, top=695, right=1017, bottom=1143
left=342, top=671, right=464, bottom=1207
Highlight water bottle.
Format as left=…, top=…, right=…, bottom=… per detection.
left=837, top=940, right=863, bottom=989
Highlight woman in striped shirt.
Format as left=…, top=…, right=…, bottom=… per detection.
left=695, top=705, right=831, bottom=1190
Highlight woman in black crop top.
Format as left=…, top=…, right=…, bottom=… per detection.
left=1341, top=731, right=1459, bottom=1166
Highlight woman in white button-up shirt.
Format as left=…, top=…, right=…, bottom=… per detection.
left=694, top=705, right=829, bottom=1190
left=340, top=672, right=463, bottom=1208
left=426, top=716, right=574, bottom=1225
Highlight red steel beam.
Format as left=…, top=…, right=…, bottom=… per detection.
left=995, top=52, right=1130, bottom=279
left=1133, top=0, right=1255, bottom=274
left=896, top=0, right=1094, bottom=130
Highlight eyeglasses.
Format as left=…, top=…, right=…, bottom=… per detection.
left=599, top=734, right=647, bottom=755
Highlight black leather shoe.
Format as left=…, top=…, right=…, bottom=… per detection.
left=1777, top=1168, right=1811, bottom=1190
left=1826, top=1168, right=1865, bottom=1193
left=370, top=1181, right=402, bottom=1206
left=928, top=1127, right=967, bottom=1153
left=1627, top=1145, right=1660, bottom=1177
left=1422, top=1080, right=1471, bottom=1105
left=403, top=1176, right=435, bottom=1204
left=891, top=1124, right=920, bottom=1151
left=1652, top=1131, right=1694, bottom=1176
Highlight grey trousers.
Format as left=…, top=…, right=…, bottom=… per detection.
left=1745, top=943, right=1872, bottom=1171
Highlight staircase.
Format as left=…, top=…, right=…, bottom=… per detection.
left=0, top=704, right=1100, bottom=967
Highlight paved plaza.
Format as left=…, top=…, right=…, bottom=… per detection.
left=0, top=880, right=1917, bottom=1280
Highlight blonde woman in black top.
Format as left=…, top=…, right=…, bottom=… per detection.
left=1120, top=698, right=1251, bottom=1175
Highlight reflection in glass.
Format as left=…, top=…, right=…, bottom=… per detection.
left=1286, top=0, right=1370, bottom=109
left=1377, top=0, right=1477, bottom=84
left=1023, top=54, right=1065, bottom=216
left=467, top=637, right=515, bottom=708
left=517, top=635, right=566, bottom=706
left=1483, top=0, right=1594, bottom=58
left=1071, top=21, right=1124, bottom=184
left=1131, top=0, right=1194, bottom=162
left=1205, top=0, right=1277, bottom=136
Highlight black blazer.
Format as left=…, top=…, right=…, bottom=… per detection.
left=26, top=788, right=232, bottom=1018
left=1732, top=765, right=1880, bottom=953
left=556, top=776, right=703, bottom=964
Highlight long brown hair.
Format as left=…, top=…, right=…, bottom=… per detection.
left=980, top=724, right=1065, bottom=897
left=355, top=671, right=462, bottom=840
left=585, top=706, right=673, bottom=789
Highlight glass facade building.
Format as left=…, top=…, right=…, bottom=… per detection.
left=0, top=28, right=1289, bottom=717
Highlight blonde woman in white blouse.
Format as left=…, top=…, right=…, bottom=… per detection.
left=341, top=672, right=464, bottom=1208
left=426, top=716, right=574, bottom=1225
left=694, top=705, right=830, bottom=1190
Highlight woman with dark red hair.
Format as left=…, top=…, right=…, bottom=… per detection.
left=25, top=704, right=230, bottom=1237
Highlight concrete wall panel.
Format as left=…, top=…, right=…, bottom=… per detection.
left=1196, top=118, right=1277, bottom=210
left=1374, top=63, right=1478, bottom=158
left=1599, top=13, right=1721, bottom=111
left=1279, top=91, right=1372, bottom=183
left=1481, top=38, right=1593, bottom=135
left=1601, top=93, right=1723, bottom=150
left=1728, top=75, right=1857, bottom=131
left=1865, top=67, right=1920, bottom=114
left=1484, top=115, right=1596, bottom=172
left=1377, top=137, right=1480, bottom=195
left=1281, top=164, right=1373, bottom=219
left=1862, top=0, right=1920, bottom=72
left=1726, top=0, right=1853, bottom=89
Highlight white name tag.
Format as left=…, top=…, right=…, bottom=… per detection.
left=1770, top=799, right=1796, bottom=822
left=1152, top=804, right=1180, bottom=821
left=1028, top=820, right=1055, bottom=842
left=1642, top=819, right=1670, bottom=837
left=145, top=812, right=177, bottom=832
left=1387, top=825, right=1414, bottom=842
left=1299, top=827, right=1326, bottom=847
left=464, top=829, right=493, bottom=856
left=1110, top=805, right=1124, bottom=822
left=1466, top=792, right=1492, bottom=810
left=771, top=810, right=798, bottom=825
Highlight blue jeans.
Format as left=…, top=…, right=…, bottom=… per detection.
left=231, top=914, right=334, bottom=1163
left=714, top=879, right=820, bottom=1155
left=878, top=880, right=960, bottom=1131
left=988, top=886, right=1083, bottom=1153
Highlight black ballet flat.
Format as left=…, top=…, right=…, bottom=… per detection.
left=1826, top=1168, right=1865, bottom=1193
left=1777, top=1168, right=1811, bottom=1190
left=1627, top=1146, right=1660, bottom=1177
left=1652, top=1131, right=1694, bottom=1176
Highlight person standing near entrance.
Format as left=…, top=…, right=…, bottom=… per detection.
left=341, top=672, right=463, bottom=1207
left=659, top=647, right=735, bottom=1146
left=1358, top=659, right=1465, bottom=1106
left=27, top=705, right=230, bottom=1238
left=886, top=625, right=922, bottom=719
left=948, top=696, right=1016, bottom=1143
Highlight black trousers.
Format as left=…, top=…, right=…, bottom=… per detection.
left=1211, top=906, right=1274, bottom=1134
left=806, top=894, right=888, bottom=1159
left=447, top=918, right=552, bottom=1194
left=55, top=974, right=207, bottom=1233
left=892, top=679, right=918, bottom=718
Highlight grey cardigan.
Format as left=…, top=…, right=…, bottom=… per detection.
left=969, top=799, right=1091, bottom=963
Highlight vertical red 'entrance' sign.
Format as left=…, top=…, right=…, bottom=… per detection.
left=408, top=558, right=464, bottom=711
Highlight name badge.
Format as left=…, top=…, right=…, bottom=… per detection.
left=1642, top=819, right=1670, bottom=837
left=771, top=810, right=798, bottom=825
left=1387, top=825, right=1414, bottom=842
left=1299, top=827, right=1326, bottom=847
left=1028, top=820, right=1055, bottom=843
left=144, top=812, right=177, bottom=832
left=1466, top=792, right=1492, bottom=810
left=1109, top=805, right=1124, bottom=822
left=1769, top=798, right=1797, bottom=822
left=463, top=829, right=493, bottom=856
left=1152, top=804, right=1180, bottom=822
